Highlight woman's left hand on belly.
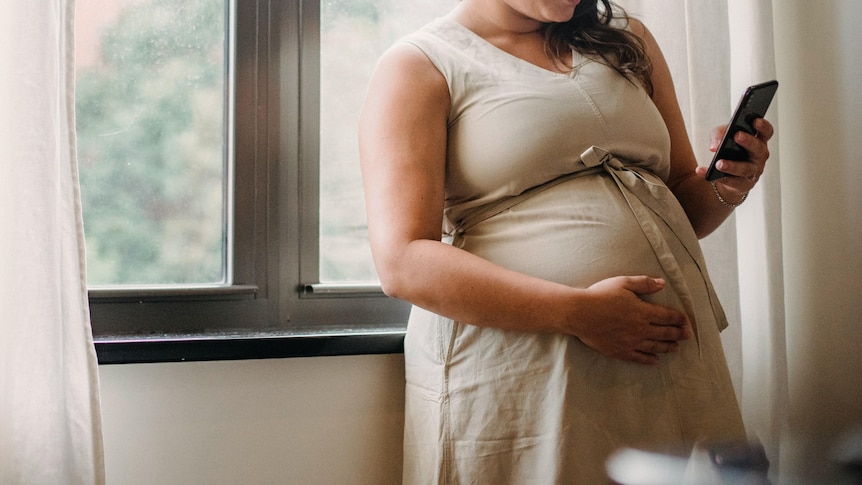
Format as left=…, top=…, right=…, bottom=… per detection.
left=568, top=275, right=693, bottom=366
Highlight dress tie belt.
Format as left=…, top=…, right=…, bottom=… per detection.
left=584, top=146, right=731, bottom=356
left=448, top=146, right=729, bottom=356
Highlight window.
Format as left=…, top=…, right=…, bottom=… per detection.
left=77, top=0, right=227, bottom=287
left=77, top=0, right=456, bottom=362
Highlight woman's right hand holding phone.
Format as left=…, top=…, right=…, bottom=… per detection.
left=697, top=117, right=775, bottom=196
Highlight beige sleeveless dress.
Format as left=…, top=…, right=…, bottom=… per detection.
left=399, top=17, right=746, bottom=484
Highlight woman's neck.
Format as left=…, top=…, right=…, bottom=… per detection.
left=449, top=0, right=573, bottom=74
left=451, top=0, right=545, bottom=40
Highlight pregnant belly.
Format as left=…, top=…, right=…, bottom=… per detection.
left=455, top=174, right=680, bottom=292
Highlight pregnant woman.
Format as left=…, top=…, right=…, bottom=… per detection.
left=359, top=0, right=774, bottom=483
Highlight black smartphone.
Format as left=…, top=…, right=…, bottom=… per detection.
left=705, top=80, right=779, bottom=181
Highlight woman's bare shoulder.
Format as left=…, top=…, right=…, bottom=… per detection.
left=373, top=42, right=446, bottom=89
left=624, top=17, right=652, bottom=43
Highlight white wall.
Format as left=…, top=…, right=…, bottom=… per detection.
left=99, top=2, right=862, bottom=484
left=773, top=1, right=862, bottom=483
left=99, top=354, right=406, bottom=484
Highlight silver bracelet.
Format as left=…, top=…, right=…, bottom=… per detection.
left=711, top=180, right=748, bottom=208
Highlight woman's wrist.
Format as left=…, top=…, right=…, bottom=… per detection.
left=710, top=180, right=748, bottom=208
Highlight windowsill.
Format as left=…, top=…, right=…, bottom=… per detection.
left=95, top=328, right=406, bottom=365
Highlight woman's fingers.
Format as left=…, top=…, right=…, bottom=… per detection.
left=752, top=117, right=774, bottom=141
left=712, top=131, right=767, bottom=192
left=648, top=320, right=692, bottom=341
left=639, top=338, right=680, bottom=355
left=577, top=275, right=695, bottom=365
left=708, top=124, right=728, bottom=151
left=732, top=130, right=770, bottom=166
left=630, top=352, right=660, bottom=366
left=705, top=118, right=775, bottom=194
left=630, top=338, right=684, bottom=366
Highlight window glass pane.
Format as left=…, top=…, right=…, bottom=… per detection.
left=75, top=0, right=228, bottom=286
left=319, top=0, right=457, bottom=283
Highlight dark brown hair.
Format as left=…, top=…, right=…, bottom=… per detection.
left=544, top=0, right=653, bottom=95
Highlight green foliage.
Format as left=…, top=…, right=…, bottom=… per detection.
left=77, top=0, right=226, bottom=285
left=78, top=0, right=455, bottom=286
left=322, top=0, right=380, bottom=24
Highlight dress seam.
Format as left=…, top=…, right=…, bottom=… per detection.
left=439, top=318, right=458, bottom=484
left=571, top=78, right=612, bottom=148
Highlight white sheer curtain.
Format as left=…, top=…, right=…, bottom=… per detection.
left=726, top=0, right=788, bottom=477
left=620, top=0, right=788, bottom=480
left=0, top=0, right=105, bottom=484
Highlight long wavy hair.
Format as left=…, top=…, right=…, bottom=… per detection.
left=544, top=0, right=653, bottom=95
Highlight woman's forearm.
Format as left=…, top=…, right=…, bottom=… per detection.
left=374, top=237, right=692, bottom=364
left=671, top=172, right=738, bottom=239
left=376, top=238, right=578, bottom=334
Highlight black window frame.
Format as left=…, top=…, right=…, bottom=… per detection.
left=89, top=0, right=409, bottom=364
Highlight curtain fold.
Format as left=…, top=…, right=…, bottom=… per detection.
left=0, top=0, right=105, bottom=483
left=620, top=0, right=788, bottom=481
left=727, top=0, right=788, bottom=478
